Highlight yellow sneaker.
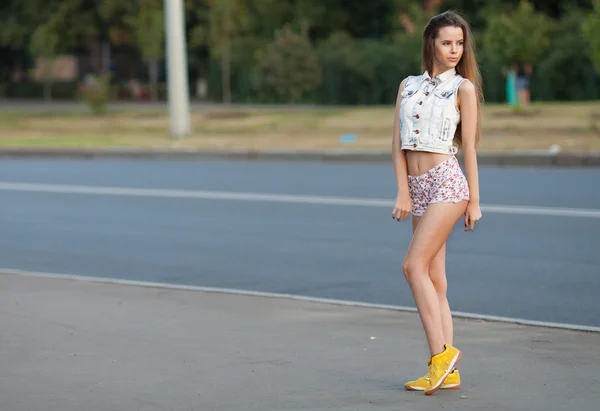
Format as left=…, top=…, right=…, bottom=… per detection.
left=423, top=344, right=462, bottom=395
left=404, top=368, right=460, bottom=391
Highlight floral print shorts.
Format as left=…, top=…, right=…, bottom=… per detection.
left=408, top=156, right=470, bottom=217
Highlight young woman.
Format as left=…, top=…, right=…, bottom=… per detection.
left=390, top=10, right=483, bottom=396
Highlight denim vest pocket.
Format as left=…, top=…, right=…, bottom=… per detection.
left=400, top=87, right=417, bottom=105
left=432, top=88, right=456, bottom=107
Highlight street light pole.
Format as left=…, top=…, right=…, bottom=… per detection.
left=164, top=0, right=191, bottom=138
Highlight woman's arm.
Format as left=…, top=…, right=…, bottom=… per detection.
left=458, top=80, right=482, bottom=231
left=391, top=79, right=412, bottom=221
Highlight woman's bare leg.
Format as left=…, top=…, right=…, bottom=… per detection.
left=412, top=217, right=453, bottom=346
left=403, top=201, right=467, bottom=356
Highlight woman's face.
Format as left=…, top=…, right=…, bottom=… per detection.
left=433, top=26, right=464, bottom=71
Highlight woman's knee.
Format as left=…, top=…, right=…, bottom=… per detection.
left=402, top=257, right=429, bottom=282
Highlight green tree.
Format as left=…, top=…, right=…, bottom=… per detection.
left=0, top=1, right=33, bottom=50
left=537, top=6, right=600, bottom=100
left=29, top=22, right=59, bottom=101
left=99, top=0, right=165, bottom=99
left=257, top=25, right=322, bottom=103
left=243, top=0, right=295, bottom=39
left=390, top=2, right=439, bottom=73
left=191, top=0, right=248, bottom=104
left=1, top=0, right=104, bottom=96
left=582, top=0, right=600, bottom=75
left=439, top=0, right=594, bottom=28
left=483, top=0, right=551, bottom=68
left=98, top=0, right=137, bottom=46
left=132, top=1, right=164, bottom=101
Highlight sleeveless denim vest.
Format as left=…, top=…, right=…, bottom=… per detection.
left=399, top=68, right=466, bottom=155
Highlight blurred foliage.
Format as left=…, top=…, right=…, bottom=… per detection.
left=131, top=1, right=164, bottom=61
left=483, top=0, right=551, bottom=67
left=78, top=73, right=112, bottom=114
left=190, top=0, right=248, bottom=103
left=582, top=0, right=600, bottom=75
left=29, top=25, right=59, bottom=101
left=131, top=0, right=164, bottom=101
left=257, top=25, right=322, bottom=103
left=536, top=5, right=600, bottom=100
left=315, top=34, right=413, bottom=105
left=1, top=0, right=600, bottom=103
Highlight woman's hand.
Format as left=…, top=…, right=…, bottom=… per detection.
left=464, top=201, right=482, bottom=231
left=392, top=194, right=412, bottom=221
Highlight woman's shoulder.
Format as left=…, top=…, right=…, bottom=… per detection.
left=457, top=77, right=475, bottom=93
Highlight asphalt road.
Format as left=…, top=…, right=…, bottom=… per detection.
left=1, top=158, right=599, bottom=327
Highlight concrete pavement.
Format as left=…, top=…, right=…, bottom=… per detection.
left=1, top=271, right=598, bottom=411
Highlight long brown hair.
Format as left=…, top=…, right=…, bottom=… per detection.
left=421, top=10, right=483, bottom=147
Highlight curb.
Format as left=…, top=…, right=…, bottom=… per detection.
left=0, top=147, right=599, bottom=167
left=3, top=268, right=599, bottom=333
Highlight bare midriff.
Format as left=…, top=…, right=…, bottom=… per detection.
left=404, top=150, right=453, bottom=177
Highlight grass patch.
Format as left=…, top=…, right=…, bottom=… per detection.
left=1, top=102, right=599, bottom=152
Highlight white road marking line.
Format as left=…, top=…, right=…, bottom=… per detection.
left=1, top=181, right=599, bottom=218
left=2, top=268, right=599, bottom=333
